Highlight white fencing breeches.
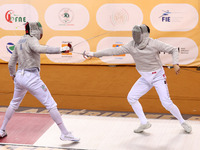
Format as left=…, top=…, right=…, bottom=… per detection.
left=128, top=68, right=173, bottom=111
left=10, top=69, right=57, bottom=110
left=127, top=67, right=185, bottom=124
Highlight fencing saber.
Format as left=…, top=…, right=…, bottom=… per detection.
left=69, top=31, right=114, bottom=58
left=72, top=31, right=113, bottom=48
left=15, top=24, right=113, bottom=57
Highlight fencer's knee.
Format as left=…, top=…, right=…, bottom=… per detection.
left=161, top=101, right=173, bottom=111
left=43, top=100, right=57, bottom=111
left=127, top=94, right=138, bottom=105
left=9, top=103, right=19, bottom=110
left=47, top=106, right=57, bottom=112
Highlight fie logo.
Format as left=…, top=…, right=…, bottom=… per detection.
left=159, top=10, right=171, bottom=22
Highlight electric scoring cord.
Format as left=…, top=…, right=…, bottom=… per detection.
left=166, top=66, right=200, bottom=73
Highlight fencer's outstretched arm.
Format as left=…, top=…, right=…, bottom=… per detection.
left=8, top=35, right=72, bottom=78
left=87, top=42, right=131, bottom=58
left=28, top=37, right=61, bottom=54
left=29, top=37, right=72, bottom=54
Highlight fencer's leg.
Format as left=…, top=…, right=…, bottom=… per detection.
left=131, top=101, right=152, bottom=133
left=49, top=107, right=69, bottom=135
left=127, top=77, right=153, bottom=133
left=0, top=83, right=27, bottom=137
left=0, top=106, right=15, bottom=131
left=28, top=83, right=69, bottom=135
left=154, top=79, right=192, bottom=133
left=130, top=101, right=148, bottom=125
left=28, top=76, right=80, bottom=141
left=0, top=105, right=15, bottom=138
left=48, top=107, right=79, bottom=141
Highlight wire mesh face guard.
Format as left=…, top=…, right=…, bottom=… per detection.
left=132, top=25, right=142, bottom=44
left=25, top=22, right=43, bottom=40
left=132, top=25, right=149, bottom=45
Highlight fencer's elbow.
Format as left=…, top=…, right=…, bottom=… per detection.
left=8, top=63, right=13, bottom=70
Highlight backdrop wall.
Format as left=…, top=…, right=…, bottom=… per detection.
left=0, top=0, right=200, bottom=115
left=0, top=64, right=200, bottom=115
left=0, top=0, right=199, bottom=66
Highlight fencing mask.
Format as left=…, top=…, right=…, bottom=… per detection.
left=132, top=24, right=150, bottom=49
left=25, top=22, right=43, bottom=40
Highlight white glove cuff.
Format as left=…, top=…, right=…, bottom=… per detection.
left=89, top=52, right=94, bottom=56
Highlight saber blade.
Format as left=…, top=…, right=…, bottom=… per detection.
left=72, top=31, right=113, bottom=48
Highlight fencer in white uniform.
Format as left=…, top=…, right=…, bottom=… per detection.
left=86, top=24, right=192, bottom=133
left=0, top=22, right=80, bottom=142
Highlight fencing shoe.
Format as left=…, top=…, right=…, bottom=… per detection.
left=60, top=132, right=80, bottom=142
left=134, top=122, right=151, bottom=133
left=181, top=122, right=192, bottom=133
left=0, top=130, right=7, bottom=138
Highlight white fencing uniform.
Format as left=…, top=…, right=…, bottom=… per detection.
left=92, top=25, right=188, bottom=129
left=8, top=34, right=60, bottom=111
left=0, top=22, right=80, bottom=141
left=128, top=68, right=172, bottom=111
left=11, top=68, right=57, bottom=110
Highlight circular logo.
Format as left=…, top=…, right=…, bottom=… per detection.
left=110, top=8, right=129, bottom=26
left=6, top=42, right=15, bottom=54
left=96, top=4, right=143, bottom=31
left=5, top=10, right=14, bottom=23
left=59, top=8, right=74, bottom=24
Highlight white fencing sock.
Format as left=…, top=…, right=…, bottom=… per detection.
left=169, top=104, right=185, bottom=124
left=49, top=107, right=69, bottom=135
left=1, top=105, right=15, bottom=131
left=130, top=101, right=148, bottom=124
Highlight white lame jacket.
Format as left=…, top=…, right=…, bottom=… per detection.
left=8, top=35, right=61, bottom=76
left=94, top=38, right=179, bottom=72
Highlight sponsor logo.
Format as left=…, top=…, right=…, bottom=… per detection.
left=0, top=36, right=21, bottom=62
left=178, top=47, right=190, bottom=55
left=46, top=36, right=89, bottom=63
left=41, top=85, right=47, bottom=92
left=159, top=10, right=183, bottom=23
left=0, top=4, right=38, bottom=30
left=112, top=42, right=125, bottom=57
left=97, top=37, right=134, bottom=64
left=61, top=41, right=72, bottom=56
left=159, top=10, right=172, bottom=22
left=96, top=4, right=143, bottom=31
left=5, top=10, right=26, bottom=23
left=110, top=8, right=129, bottom=26
left=6, top=42, right=15, bottom=54
left=45, top=4, right=89, bottom=30
left=151, top=4, right=198, bottom=31
left=158, top=37, right=198, bottom=65
left=152, top=71, right=157, bottom=74
left=58, top=8, right=74, bottom=26
left=161, top=47, right=190, bottom=55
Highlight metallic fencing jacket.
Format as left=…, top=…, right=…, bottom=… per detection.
left=93, top=38, right=179, bottom=72
left=8, top=34, right=60, bottom=76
